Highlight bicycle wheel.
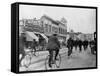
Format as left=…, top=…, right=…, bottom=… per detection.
left=21, top=54, right=31, bottom=68
left=55, top=54, right=61, bottom=68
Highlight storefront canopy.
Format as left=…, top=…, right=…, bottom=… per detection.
left=25, top=31, right=39, bottom=41
left=40, top=33, right=48, bottom=42
left=34, top=32, right=48, bottom=42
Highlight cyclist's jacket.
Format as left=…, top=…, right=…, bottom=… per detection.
left=47, top=35, right=60, bottom=50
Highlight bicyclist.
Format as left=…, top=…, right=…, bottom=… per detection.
left=19, top=33, right=26, bottom=66
left=46, top=32, right=60, bottom=67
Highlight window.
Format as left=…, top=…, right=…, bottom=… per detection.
left=59, top=28, right=60, bottom=34
left=59, top=28, right=62, bottom=34
left=52, top=26, right=54, bottom=32
left=62, top=29, right=63, bottom=34
left=49, top=25, right=51, bottom=32
left=56, top=28, right=58, bottom=33
left=45, top=24, right=48, bottom=32
left=61, top=28, right=62, bottom=34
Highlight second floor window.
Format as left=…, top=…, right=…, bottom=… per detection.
left=59, top=28, right=61, bottom=34
left=49, top=25, right=51, bottom=32
left=45, top=24, right=48, bottom=32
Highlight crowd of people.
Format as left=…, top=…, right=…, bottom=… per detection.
left=19, top=32, right=96, bottom=67
left=66, top=37, right=96, bottom=57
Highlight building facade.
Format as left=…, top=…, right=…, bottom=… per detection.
left=40, top=15, right=67, bottom=41
left=19, top=15, right=67, bottom=41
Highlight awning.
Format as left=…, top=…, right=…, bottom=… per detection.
left=40, top=33, right=48, bottom=42
left=25, top=31, right=39, bottom=41
left=34, top=32, right=48, bottom=42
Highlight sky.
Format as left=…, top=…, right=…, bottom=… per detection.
left=19, top=5, right=96, bottom=34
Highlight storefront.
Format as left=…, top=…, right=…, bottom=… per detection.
left=25, top=31, right=39, bottom=41
left=34, top=32, right=48, bottom=43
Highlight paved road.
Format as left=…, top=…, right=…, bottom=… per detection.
left=19, top=47, right=96, bottom=71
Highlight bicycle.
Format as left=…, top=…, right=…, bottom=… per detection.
left=20, top=47, right=39, bottom=68
left=45, top=50, right=61, bottom=70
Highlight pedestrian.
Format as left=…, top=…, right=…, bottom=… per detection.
left=31, top=39, right=37, bottom=55
left=74, top=39, right=78, bottom=50
left=83, top=40, right=88, bottom=51
left=89, top=40, right=96, bottom=55
left=67, top=37, right=73, bottom=58
left=78, top=39, right=82, bottom=52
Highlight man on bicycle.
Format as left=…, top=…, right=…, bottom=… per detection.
left=19, top=33, right=26, bottom=66
left=47, top=32, right=60, bottom=67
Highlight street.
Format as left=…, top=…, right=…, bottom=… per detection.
left=19, top=47, right=96, bottom=71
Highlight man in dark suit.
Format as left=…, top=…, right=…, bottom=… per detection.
left=47, top=33, right=60, bottom=67
left=83, top=40, right=88, bottom=51
left=31, top=39, right=37, bottom=55
left=78, top=39, right=82, bottom=52
left=67, top=37, right=74, bottom=58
